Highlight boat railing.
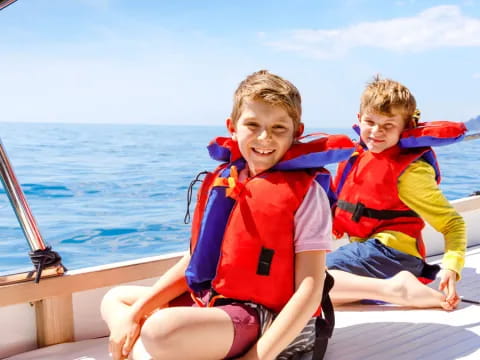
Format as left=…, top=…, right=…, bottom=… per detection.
left=0, top=139, right=66, bottom=285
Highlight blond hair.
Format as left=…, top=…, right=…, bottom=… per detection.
left=230, top=70, right=302, bottom=130
left=360, top=75, right=417, bottom=123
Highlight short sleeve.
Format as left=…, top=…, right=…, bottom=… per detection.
left=294, top=181, right=333, bottom=253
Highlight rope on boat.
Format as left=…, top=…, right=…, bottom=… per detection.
left=28, top=246, right=67, bottom=283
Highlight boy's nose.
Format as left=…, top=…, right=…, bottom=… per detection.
left=372, top=124, right=383, bottom=134
left=258, top=129, right=271, bottom=140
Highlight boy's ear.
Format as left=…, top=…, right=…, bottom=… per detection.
left=357, top=113, right=361, bottom=122
left=226, top=118, right=236, bottom=140
left=295, top=122, right=305, bottom=138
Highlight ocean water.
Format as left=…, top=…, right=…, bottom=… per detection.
left=0, top=123, right=479, bottom=274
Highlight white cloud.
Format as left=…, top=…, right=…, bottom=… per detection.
left=473, top=72, right=480, bottom=79
left=262, top=5, right=480, bottom=59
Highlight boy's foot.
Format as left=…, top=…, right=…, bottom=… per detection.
left=388, top=271, right=453, bottom=310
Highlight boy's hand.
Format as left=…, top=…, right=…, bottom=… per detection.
left=108, top=311, right=141, bottom=360
left=438, top=269, right=460, bottom=309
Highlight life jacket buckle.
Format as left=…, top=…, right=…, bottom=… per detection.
left=352, top=202, right=365, bottom=222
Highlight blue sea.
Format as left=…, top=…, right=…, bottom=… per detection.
left=0, top=122, right=479, bottom=274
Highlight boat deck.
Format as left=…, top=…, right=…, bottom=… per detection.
left=326, top=246, right=480, bottom=360
left=6, top=246, right=480, bottom=360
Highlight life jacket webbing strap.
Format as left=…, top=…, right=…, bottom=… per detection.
left=257, top=247, right=275, bottom=276
left=312, top=271, right=335, bottom=360
left=337, top=200, right=419, bottom=222
left=184, top=170, right=210, bottom=224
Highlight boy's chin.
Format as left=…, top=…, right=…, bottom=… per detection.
left=365, top=141, right=397, bottom=153
left=250, top=165, right=273, bottom=175
left=368, top=147, right=382, bottom=153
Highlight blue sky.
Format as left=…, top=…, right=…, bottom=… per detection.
left=1, top=0, right=479, bottom=130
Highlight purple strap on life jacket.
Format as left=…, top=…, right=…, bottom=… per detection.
left=273, top=149, right=356, bottom=171
left=420, top=150, right=441, bottom=183
left=334, top=153, right=359, bottom=198
left=399, top=134, right=464, bottom=148
left=208, top=142, right=231, bottom=162
left=352, top=122, right=466, bottom=148
left=185, top=162, right=243, bottom=292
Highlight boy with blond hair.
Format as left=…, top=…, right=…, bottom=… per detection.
left=327, top=75, right=466, bottom=311
left=101, top=70, right=354, bottom=359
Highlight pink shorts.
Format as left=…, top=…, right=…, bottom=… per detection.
left=169, top=292, right=260, bottom=359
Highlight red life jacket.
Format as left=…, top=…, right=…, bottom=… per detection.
left=214, top=168, right=314, bottom=312
left=186, top=134, right=355, bottom=313
left=333, top=145, right=435, bottom=257
left=332, top=121, right=466, bottom=258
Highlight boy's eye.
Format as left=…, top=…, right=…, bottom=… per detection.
left=383, top=123, right=398, bottom=130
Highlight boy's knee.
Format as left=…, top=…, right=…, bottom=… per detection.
left=100, top=287, right=119, bottom=316
left=140, top=309, right=184, bottom=357
left=103, top=286, right=125, bottom=301
left=100, top=286, right=129, bottom=318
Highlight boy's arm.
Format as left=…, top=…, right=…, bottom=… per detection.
left=241, top=250, right=327, bottom=360
left=398, top=160, right=466, bottom=278
left=130, top=252, right=190, bottom=319
left=398, top=160, right=465, bottom=306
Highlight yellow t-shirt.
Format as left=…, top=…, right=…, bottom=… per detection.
left=351, top=160, right=466, bottom=279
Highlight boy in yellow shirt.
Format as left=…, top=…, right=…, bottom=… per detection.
left=328, top=75, right=466, bottom=311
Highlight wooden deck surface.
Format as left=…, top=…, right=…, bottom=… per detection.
left=325, top=246, right=480, bottom=360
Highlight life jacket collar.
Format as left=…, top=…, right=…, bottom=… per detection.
left=207, top=134, right=356, bottom=171
left=352, top=120, right=466, bottom=149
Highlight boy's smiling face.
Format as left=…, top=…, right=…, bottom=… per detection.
left=227, top=99, right=301, bottom=176
left=358, top=110, right=406, bottom=153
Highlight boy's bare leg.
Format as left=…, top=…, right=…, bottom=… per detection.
left=329, top=270, right=451, bottom=309
left=100, top=285, right=151, bottom=329
left=131, top=306, right=235, bottom=360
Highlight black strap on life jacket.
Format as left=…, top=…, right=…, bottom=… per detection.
left=184, top=171, right=209, bottom=224
left=310, top=271, right=335, bottom=360
left=336, top=200, right=419, bottom=223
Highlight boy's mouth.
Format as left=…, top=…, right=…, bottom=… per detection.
left=252, top=148, right=275, bottom=155
left=368, top=137, right=384, bottom=143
